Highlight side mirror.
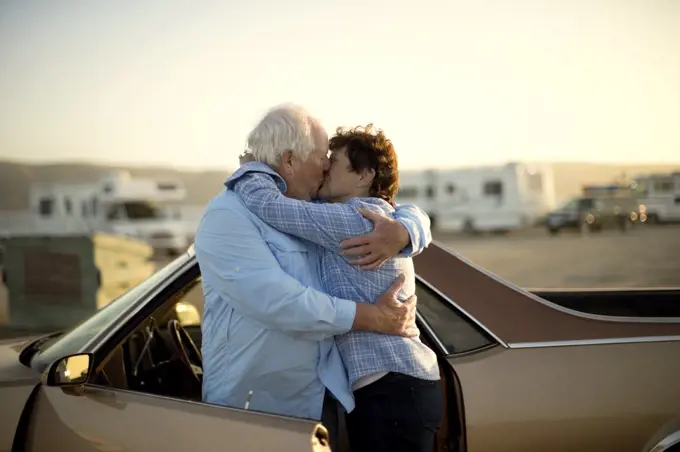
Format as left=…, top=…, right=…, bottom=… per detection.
left=175, top=302, right=200, bottom=327
left=42, top=353, right=94, bottom=387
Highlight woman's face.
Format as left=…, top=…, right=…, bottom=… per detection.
left=318, top=147, right=372, bottom=202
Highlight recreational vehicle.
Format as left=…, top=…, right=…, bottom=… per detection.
left=395, top=162, right=556, bottom=233
left=631, top=171, right=680, bottom=224
left=26, top=171, right=192, bottom=254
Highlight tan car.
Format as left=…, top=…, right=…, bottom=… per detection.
left=1, top=242, right=680, bottom=452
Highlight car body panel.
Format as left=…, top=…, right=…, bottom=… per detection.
left=642, top=415, right=680, bottom=452
left=414, top=242, right=680, bottom=344
left=25, top=384, right=324, bottom=452
left=450, top=340, right=680, bottom=452
left=0, top=337, right=41, bottom=452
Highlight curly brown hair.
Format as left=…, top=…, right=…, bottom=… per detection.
left=328, top=124, right=399, bottom=205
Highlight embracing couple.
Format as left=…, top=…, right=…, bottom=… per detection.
left=194, top=104, right=443, bottom=452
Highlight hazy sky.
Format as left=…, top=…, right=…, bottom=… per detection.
left=1, top=0, right=678, bottom=170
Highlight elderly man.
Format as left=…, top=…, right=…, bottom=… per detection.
left=193, top=105, right=431, bottom=440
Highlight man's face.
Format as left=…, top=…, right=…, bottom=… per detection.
left=318, top=147, right=365, bottom=202
left=282, top=125, right=330, bottom=201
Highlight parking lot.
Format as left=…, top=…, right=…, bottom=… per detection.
left=1, top=224, right=679, bottom=328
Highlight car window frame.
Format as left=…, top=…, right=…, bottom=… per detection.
left=415, top=275, right=502, bottom=356
left=30, top=254, right=194, bottom=372
left=86, top=255, right=200, bottom=361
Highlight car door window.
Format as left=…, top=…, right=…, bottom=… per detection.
left=415, top=281, right=495, bottom=355
left=177, top=276, right=204, bottom=319
left=32, top=256, right=191, bottom=372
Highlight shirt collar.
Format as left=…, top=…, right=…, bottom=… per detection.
left=225, top=162, right=287, bottom=193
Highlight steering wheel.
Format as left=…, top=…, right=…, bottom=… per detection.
left=166, top=319, right=203, bottom=382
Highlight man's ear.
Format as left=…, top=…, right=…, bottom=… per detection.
left=279, top=150, right=295, bottom=174
left=358, top=168, right=376, bottom=188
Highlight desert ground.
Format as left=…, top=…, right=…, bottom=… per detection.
left=434, top=223, right=680, bottom=289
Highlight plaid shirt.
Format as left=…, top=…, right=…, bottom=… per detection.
left=227, top=163, right=440, bottom=386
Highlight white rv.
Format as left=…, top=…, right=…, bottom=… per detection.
left=27, top=171, right=192, bottom=254
left=631, top=171, right=680, bottom=223
left=395, top=162, right=556, bottom=233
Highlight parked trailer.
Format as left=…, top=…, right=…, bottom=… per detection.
left=22, top=171, right=192, bottom=254
left=631, top=171, right=680, bottom=224
left=395, top=162, right=556, bottom=233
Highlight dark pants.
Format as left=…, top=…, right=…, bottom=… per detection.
left=346, top=372, right=443, bottom=452
left=321, top=391, right=340, bottom=451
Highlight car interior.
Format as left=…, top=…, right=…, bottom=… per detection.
left=90, top=272, right=467, bottom=452
left=534, top=288, right=680, bottom=318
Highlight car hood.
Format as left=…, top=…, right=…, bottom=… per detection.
left=0, top=335, right=41, bottom=383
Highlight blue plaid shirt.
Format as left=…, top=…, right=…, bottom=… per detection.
left=227, top=163, right=440, bottom=386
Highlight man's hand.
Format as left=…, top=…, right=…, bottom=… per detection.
left=340, top=208, right=410, bottom=270
left=352, top=274, right=419, bottom=337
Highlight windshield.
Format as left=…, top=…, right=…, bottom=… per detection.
left=107, top=201, right=169, bottom=222
left=557, top=197, right=579, bottom=210
left=557, top=197, right=594, bottom=211
left=124, top=201, right=166, bottom=220
left=30, top=254, right=190, bottom=371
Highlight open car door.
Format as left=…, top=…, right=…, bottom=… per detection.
left=24, top=354, right=330, bottom=452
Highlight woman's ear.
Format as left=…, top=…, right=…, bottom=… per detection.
left=358, top=168, right=376, bottom=188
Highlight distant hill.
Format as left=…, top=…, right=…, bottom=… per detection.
left=0, top=159, right=678, bottom=211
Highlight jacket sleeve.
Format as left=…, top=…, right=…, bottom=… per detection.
left=394, top=203, right=432, bottom=257
left=231, top=172, right=373, bottom=253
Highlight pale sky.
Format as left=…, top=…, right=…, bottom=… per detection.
left=0, top=0, right=678, bottom=171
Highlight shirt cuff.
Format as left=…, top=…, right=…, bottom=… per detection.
left=333, top=298, right=357, bottom=333
left=397, top=217, right=418, bottom=256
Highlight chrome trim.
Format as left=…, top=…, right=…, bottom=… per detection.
left=80, top=255, right=197, bottom=353
left=433, top=240, right=680, bottom=324
left=508, top=335, right=680, bottom=349
left=649, top=430, right=680, bottom=452
left=527, top=286, right=680, bottom=293
left=415, top=274, right=509, bottom=348
left=415, top=311, right=449, bottom=355
left=446, top=342, right=499, bottom=359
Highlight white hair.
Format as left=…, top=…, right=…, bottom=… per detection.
left=246, top=104, right=319, bottom=166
